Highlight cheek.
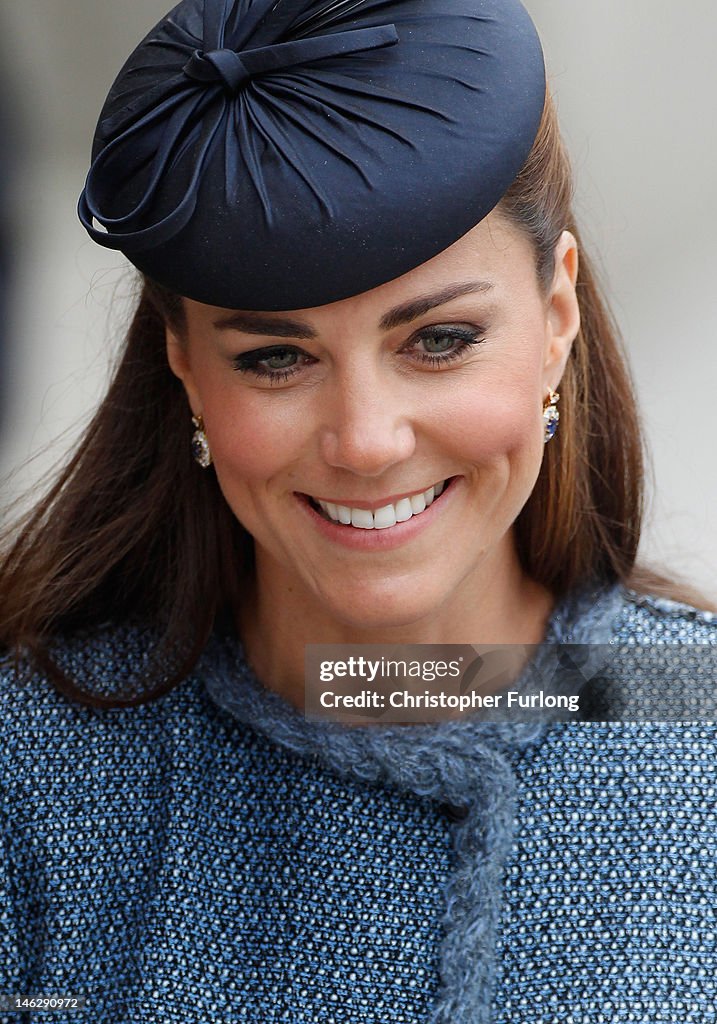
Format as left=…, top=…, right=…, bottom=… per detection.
left=211, top=428, right=282, bottom=485
left=439, top=371, right=542, bottom=469
left=204, top=397, right=300, bottom=540
left=202, top=388, right=306, bottom=486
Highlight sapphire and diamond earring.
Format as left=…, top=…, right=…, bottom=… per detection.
left=191, top=415, right=213, bottom=468
left=543, top=389, right=560, bottom=444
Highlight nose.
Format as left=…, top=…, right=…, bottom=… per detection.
left=319, top=370, right=417, bottom=476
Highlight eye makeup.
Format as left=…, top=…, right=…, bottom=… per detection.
left=231, top=323, right=486, bottom=382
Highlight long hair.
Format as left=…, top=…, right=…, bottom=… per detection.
left=0, top=92, right=710, bottom=706
left=503, top=95, right=645, bottom=590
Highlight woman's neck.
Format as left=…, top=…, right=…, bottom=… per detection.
left=237, top=535, right=555, bottom=711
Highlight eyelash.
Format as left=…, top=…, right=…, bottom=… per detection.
left=231, top=326, right=485, bottom=382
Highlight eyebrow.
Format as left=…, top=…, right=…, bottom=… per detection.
left=211, top=311, right=317, bottom=339
left=378, top=280, right=494, bottom=331
left=211, top=281, right=494, bottom=339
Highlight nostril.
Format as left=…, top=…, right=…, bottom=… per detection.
left=320, top=419, right=416, bottom=476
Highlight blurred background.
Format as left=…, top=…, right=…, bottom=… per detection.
left=0, top=0, right=715, bottom=601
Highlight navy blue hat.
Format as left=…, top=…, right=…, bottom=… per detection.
left=79, top=0, right=545, bottom=310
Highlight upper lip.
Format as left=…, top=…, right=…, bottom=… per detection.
left=305, top=478, right=450, bottom=511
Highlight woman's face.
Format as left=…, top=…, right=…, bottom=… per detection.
left=167, top=212, right=579, bottom=632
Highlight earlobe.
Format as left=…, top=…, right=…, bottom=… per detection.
left=544, top=230, right=580, bottom=383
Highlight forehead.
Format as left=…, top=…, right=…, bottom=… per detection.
left=182, top=211, right=538, bottom=329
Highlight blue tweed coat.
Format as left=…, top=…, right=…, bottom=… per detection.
left=1, top=585, right=716, bottom=1023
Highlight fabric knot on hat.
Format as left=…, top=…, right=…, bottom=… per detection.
left=183, top=26, right=399, bottom=96
left=184, top=48, right=251, bottom=93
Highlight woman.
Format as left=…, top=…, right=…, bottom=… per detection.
left=1, top=0, right=715, bottom=1020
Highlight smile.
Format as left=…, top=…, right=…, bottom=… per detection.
left=309, top=479, right=449, bottom=530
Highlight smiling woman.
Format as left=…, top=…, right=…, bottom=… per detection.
left=163, top=214, right=578, bottom=700
left=1, top=0, right=716, bottom=1021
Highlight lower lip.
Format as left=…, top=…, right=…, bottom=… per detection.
left=295, top=478, right=460, bottom=552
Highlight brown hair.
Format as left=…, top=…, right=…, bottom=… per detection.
left=0, top=92, right=712, bottom=706
left=502, top=96, right=714, bottom=612
left=504, top=96, right=646, bottom=590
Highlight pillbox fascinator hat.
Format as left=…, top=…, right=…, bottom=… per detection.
left=79, top=0, right=546, bottom=310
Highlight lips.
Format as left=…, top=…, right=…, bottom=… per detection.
left=307, top=479, right=450, bottom=530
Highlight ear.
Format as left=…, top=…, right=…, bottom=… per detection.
left=165, top=324, right=203, bottom=417
left=543, top=230, right=580, bottom=388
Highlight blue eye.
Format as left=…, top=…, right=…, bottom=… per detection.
left=409, top=326, right=485, bottom=365
left=232, top=325, right=485, bottom=383
left=232, top=346, right=309, bottom=381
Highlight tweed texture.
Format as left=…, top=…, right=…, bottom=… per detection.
left=0, top=586, right=715, bottom=1023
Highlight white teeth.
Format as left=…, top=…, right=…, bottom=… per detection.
left=314, top=480, right=451, bottom=530
left=374, top=504, right=398, bottom=530
left=394, top=498, right=414, bottom=523
left=351, top=509, right=375, bottom=530
left=410, top=492, right=426, bottom=515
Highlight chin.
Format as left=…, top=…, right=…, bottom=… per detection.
left=318, top=581, right=444, bottom=636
